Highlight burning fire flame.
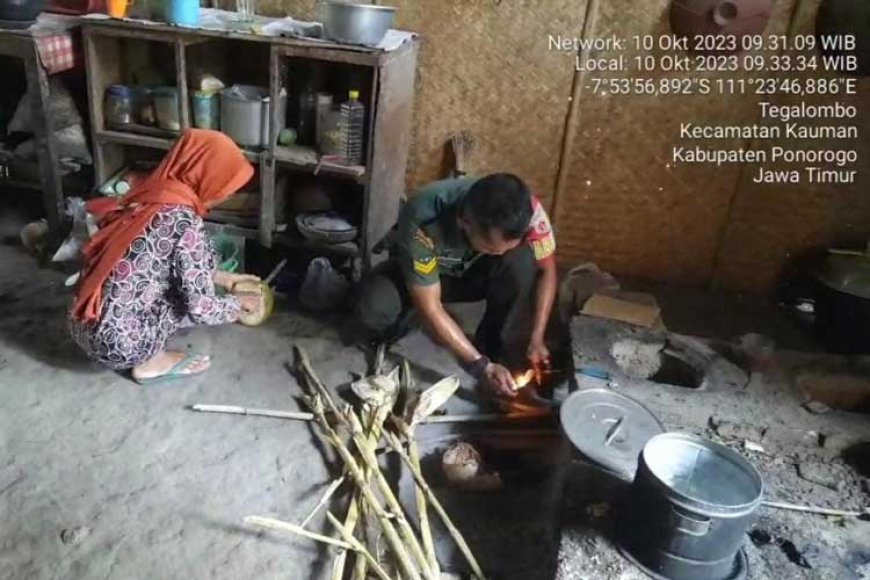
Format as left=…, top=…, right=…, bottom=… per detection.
left=513, top=369, right=535, bottom=389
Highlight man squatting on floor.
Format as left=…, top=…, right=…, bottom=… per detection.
left=351, top=173, right=558, bottom=398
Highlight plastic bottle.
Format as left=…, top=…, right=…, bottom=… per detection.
left=315, top=92, right=334, bottom=151
left=339, top=90, right=365, bottom=166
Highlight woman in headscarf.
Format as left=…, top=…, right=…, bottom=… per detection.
left=70, top=129, right=262, bottom=384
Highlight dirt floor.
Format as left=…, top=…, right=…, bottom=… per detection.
left=2, top=201, right=870, bottom=579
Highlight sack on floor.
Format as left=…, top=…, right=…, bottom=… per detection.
left=299, top=257, right=349, bottom=312
left=53, top=197, right=98, bottom=264
left=8, top=77, right=83, bottom=133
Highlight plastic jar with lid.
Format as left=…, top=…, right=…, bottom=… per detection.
left=105, top=85, right=134, bottom=127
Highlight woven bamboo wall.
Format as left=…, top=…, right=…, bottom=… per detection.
left=260, top=0, right=868, bottom=294
left=253, top=0, right=585, bottom=203
left=712, top=0, right=870, bottom=292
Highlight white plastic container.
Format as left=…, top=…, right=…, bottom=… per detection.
left=220, top=85, right=271, bottom=148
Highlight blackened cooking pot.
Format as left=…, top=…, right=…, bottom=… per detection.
left=0, top=0, right=44, bottom=24
left=619, top=433, right=763, bottom=580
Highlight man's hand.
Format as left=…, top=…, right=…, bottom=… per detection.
left=527, top=337, right=551, bottom=368
left=484, top=362, right=518, bottom=398
left=214, top=271, right=261, bottom=292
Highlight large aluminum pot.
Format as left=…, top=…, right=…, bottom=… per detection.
left=619, top=433, right=763, bottom=580
left=316, top=0, right=396, bottom=47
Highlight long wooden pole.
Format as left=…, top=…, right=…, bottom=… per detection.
left=549, top=0, right=602, bottom=227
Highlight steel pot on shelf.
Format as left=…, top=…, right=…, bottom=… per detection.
left=316, top=0, right=395, bottom=47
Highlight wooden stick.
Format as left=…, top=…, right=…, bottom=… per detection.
left=401, top=361, right=439, bottom=576
left=300, top=475, right=346, bottom=529
left=264, top=258, right=288, bottom=286
left=327, top=511, right=393, bottom=580
left=191, top=404, right=313, bottom=421
left=295, top=353, right=423, bottom=580
left=351, top=404, right=388, bottom=580
left=244, top=515, right=354, bottom=550
left=344, top=408, right=434, bottom=579
left=549, top=0, right=601, bottom=227
left=762, top=501, right=869, bottom=518
left=385, top=431, right=487, bottom=580
left=422, top=414, right=540, bottom=424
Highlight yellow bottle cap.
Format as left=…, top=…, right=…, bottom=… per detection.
left=349, top=90, right=360, bottom=100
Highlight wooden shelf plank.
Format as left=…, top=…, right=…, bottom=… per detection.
left=97, top=129, right=174, bottom=150
left=98, top=129, right=262, bottom=163
left=80, top=16, right=394, bottom=65
left=273, top=145, right=366, bottom=181
left=273, top=231, right=360, bottom=257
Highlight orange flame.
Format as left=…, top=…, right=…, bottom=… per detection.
left=513, top=369, right=535, bottom=389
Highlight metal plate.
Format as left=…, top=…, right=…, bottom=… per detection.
left=560, top=388, right=664, bottom=481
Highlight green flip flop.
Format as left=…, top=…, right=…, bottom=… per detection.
left=133, top=353, right=211, bottom=385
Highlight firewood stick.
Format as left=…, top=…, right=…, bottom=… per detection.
left=296, top=347, right=431, bottom=579
left=327, top=511, right=393, bottom=580
left=400, top=360, right=440, bottom=576
left=332, top=407, right=385, bottom=580
left=408, top=435, right=438, bottom=573
left=385, top=431, right=487, bottom=580
left=344, top=408, right=435, bottom=579
left=422, top=414, right=536, bottom=424
left=300, top=475, right=346, bottom=529
left=762, top=501, right=869, bottom=518
left=298, top=390, right=422, bottom=580
left=191, top=404, right=314, bottom=421
left=351, top=405, right=388, bottom=580
left=244, top=515, right=354, bottom=550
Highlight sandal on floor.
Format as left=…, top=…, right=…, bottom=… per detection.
left=133, top=353, right=211, bottom=385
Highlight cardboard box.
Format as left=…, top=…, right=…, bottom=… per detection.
left=581, top=291, right=665, bottom=329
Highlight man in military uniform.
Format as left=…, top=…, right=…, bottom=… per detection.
left=351, top=173, right=558, bottom=398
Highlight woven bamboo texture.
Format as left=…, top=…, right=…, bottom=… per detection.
left=712, top=0, right=870, bottom=291
left=555, top=0, right=803, bottom=286
left=254, top=0, right=868, bottom=293
left=254, top=0, right=584, bottom=204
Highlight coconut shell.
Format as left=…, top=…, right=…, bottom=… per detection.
left=233, top=281, right=275, bottom=326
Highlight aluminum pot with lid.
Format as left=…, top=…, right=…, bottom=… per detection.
left=560, top=390, right=762, bottom=580
left=620, top=433, right=763, bottom=580
left=316, top=0, right=396, bottom=47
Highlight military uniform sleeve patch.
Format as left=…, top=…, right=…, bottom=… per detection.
left=532, top=237, right=556, bottom=261
left=413, top=257, right=438, bottom=275
left=414, top=228, right=435, bottom=251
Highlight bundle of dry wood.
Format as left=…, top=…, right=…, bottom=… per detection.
left=244, top=345, right=486, bottom=580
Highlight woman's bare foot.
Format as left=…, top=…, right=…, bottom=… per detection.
left=132, top=351, right=211, bottom=381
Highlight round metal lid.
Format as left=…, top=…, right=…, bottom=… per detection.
left=560, top=388, right=664, bottom=481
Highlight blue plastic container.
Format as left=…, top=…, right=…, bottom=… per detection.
left=167, top=0, right=199, bottom=26
left=192, top=91, right=220, bottom=130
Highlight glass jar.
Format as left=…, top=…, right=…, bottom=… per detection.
left=105, top=85, right=134, bottom=127
left=317, top=108, right=343, bottom=156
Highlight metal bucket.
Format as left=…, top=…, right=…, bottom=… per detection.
left=220, top=85, right=270, bottom=148
left=619, top=433, right=763, bottom=580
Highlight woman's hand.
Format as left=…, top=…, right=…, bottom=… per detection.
left=214, top=271, right=261, bottom=292
left=237, top=294, right=261, bottom=316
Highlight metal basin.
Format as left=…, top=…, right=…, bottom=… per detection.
left=317, top=0, right=396, bottom=46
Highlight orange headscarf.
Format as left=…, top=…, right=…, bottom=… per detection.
left=72, top=129, right=254, bottom=323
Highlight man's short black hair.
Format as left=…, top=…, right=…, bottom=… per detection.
left=460, top=173, right=532, bottom=240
